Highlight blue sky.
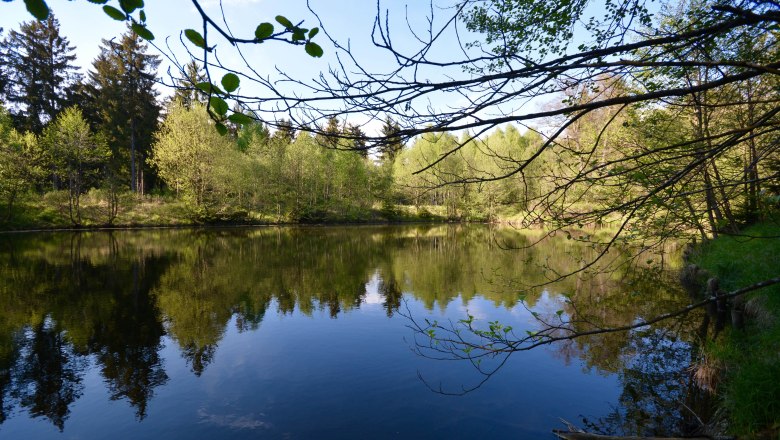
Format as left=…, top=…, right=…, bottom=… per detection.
left=2, top=0, right=651, bottom=134
left=1, top=1, right=453, bottom=92
left=2, top=0, right=473, bottom=132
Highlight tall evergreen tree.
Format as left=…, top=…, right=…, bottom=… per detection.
left=378, top=116, right=403, bottom=163
left=171, top=61, right=205, bottom=109
left=0, top=27, right=7, bottom=99
left=271, top=119, right=296, bottom=145
left=317, top=116, right=342, bottom=149
left=347, top=123, right=368, bottom=158
left=84, top=27, right=160, bottom=194
left=0, top=14, right=80, bottom=134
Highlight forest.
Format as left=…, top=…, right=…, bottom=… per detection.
left=0, top=15, right=545, bottom=227
left=0, top=2, right=776, bottom=238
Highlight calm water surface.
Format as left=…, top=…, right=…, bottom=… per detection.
left=0, top=225, right=705, bottom=439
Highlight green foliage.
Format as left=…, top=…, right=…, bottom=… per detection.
left=693, top=222, right=780, bottom=436
left=0, top=106, right=44, bottom=221
left=23, top=0, right=48, bottom=20
left=1, top=14, right=79, bottom=134
left=184, top=29, right=206, bottom=49
left=209, top=96, right=229, bottom=116
left=392, top=126, right=540, bottom=221
left=83, top=28, right=161, bottom=193
left=42, top=106, right=109, bottom=225
left=255, top=23, right=274, bottom=40
left=305, top=42, right=324, bottom=58
left=102, top=5, right=126, bottom=21
left=149, top=102, right=235, bottom=215
left=220, top=73, right=240, bottom=93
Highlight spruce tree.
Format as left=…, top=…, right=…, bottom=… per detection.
left=1, top=14, right=79, bottom=134
left=84, top=27, right=160, bottom=194
left=171, top=61, right=206, bottom=109
left=378, top=117, right=403, bottom=163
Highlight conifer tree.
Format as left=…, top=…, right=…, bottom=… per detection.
left=171, top=61, right=206, bottom=109
left=84, top=27, right=160, bottom=194
left=0, top=14, right=79, bottom=133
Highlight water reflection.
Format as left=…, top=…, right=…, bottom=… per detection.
left=0, top=225, right=711, bottom=436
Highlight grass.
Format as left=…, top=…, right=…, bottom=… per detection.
left=692, top=221, right=780, bottom=438
left=0, top=191, right=461, bottom=231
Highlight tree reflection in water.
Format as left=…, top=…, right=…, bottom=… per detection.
left=0, top=226, right=714, bottom=434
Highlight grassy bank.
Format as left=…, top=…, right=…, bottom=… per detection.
left=692, top=221, right=780, bottom=438
left=0, top=192, right=466, bottom=231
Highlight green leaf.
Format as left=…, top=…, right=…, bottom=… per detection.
left=209, top=97, right=229, bottom=116
left=195, top=82, right=224, bottom=95
left=228, top=113, right=254, bottom=125
left=305, top=42, right=323, bottom=58
left=87, top=0, right=109, bottom=3
left=139, top=10, right=146, bottom=23
left=308, top=27, right=319, bottom=39
left=556, top=310, right=564, bottom=316
left=119, top=0, right=143, bottom=13
left=184, top=29, right=206, bottom=49
left=221, top=73, right=240, bottom=93
left=103, top=5, right=127, bottom=21
left=275, top=15, right=293, bottom=29
left=292, top=30, right=306, bottom=41
left=24, top=0, right=50, bottom=20
left=255, top=23, right=274, bottom=40
left=215, top=123, right=228, bottom=136
left=131, top=23, right=154, bottom=41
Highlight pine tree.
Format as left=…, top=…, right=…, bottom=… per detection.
left=378, top=116, right=403, bottom=163
left=0, top=27, right=8, bottom=99
left=317, top=116, right=342, bottom=149
left=347, top=123, right=368, bottom=158
left=84, top=27, right=160, bottom=194
left=271, top=119, right=296, bottom=144
left=0, top=14, right=80, bottom=134
left=171, top=61, right=206, bottom=109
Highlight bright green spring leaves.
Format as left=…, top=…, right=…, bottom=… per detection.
left=184, top=29, right=207, bottom=49
left=255, top=22, right=274, bottom=40
left=221, top=73, right=240, bottom=93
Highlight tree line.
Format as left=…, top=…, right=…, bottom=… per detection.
left=0, top=12, right=547, bottom=226
left=2, top=2, right=778, bottom=240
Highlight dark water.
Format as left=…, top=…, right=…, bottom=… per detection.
left=0, top=225, right=707, bottom=439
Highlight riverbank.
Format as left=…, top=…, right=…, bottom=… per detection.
left=690, top=221, right=780, bottom=438
left=0, top=194, right=467, bottom=231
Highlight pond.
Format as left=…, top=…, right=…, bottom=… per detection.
left=0, top=225, right=709, bottom=439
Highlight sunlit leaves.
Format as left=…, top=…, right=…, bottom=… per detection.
left=184, top=29, right=206, bottom=49
left=291, top=29, right=306, bottom=41
left=275, top=15, right=293, bottom=29
left=209, top=97, right=229, bottom=116
left=255, top=22, right=274, bottom=40
left=221, top=73, right=240, bottom=93
left=119, top=0, right=143, bottom=14
left=195, top=82, right=224, bottom=95
left=103, top=5, right=127, bottom=21
left=23, top=0, right=49, bottom=20
left=228, top=113, right=254, bottom=125
left=305, top=42, right=323, bottom=58
left=131, top=23, right=154, bottom=41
